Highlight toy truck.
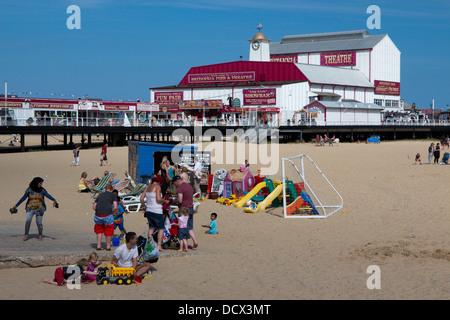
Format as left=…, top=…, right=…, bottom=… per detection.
left=96, top=264, right=135, bottom=285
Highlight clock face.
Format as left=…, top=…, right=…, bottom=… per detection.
left=252, top=41, right=260, bottom=50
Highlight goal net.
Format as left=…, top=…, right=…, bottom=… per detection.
left=281, top=154, right=343, bottom=219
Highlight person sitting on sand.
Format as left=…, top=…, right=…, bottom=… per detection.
left=78, top=172, right=97, bottom=193
left=415, top=153, right=422, bottom=165
left=202, top=212, right=218, bottom=234
left=39, top=258, right=97, bottom=286
left=111, top=232, right=151, bottom=278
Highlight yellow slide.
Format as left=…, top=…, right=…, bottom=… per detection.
left=258, top=184, right=283, bottom=210
left=234, top=182, right=267, bottom=208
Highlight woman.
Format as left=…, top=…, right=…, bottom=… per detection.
left=140, top=175, right=170, bottom=251
left=434, top=142, right=441, bottom=164
left=78, top=172, right=97, bottom=193
left=11, top=177, right=58, bottom=241
left=428, top=142, right=435, bottom=164
left=158, top=156, right=177, bottom=196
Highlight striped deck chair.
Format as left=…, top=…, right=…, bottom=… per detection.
left=118, top=183, right=147, bottom=199
left=113, top=179, right=130, bottom=193
left=91, top=173, right=114, bottom=194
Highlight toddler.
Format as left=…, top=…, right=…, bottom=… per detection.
left=177, top=207, right=190, bottom=252
left=82, top=252, right=102, bottom=282
left=202, top=212, right=218, bottom=234
left=39, top=258, right=97, bottom=286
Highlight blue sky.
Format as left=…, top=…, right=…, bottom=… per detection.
left=0, top=0, right=448, bottom=109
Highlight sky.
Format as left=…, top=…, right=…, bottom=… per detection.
left=0, top=0, right=448, bottom=109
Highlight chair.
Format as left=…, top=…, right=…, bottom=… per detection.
left=91, top=173, right=114, bottom=195
left=118, top=183, right=147, bottom=199
left=113, top=179, right=130, bottom=193
left=122, top=195, right=144, bottom=213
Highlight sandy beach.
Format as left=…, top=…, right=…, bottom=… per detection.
left=0, top=137, right=448, bottom=300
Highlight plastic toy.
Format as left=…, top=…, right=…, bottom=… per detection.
left=243, top=200, right=259, bottom=213
left=96, top=264, right=136, bottom=285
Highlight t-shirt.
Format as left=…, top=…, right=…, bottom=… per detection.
left=95, top=191, right=116, bottom=216
left=209, top=220, right=217, bottom=234
left=177, top=182, right=193, bottom=209
left=178, top=215, right=189, bottom=228
left=114, top=204, right=125, bottom=223
left=114, top=243, right=138, bottom=268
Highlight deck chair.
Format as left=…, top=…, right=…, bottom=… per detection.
left=118, top=183, right=147, bottom=199
left=122, top=195, right=144, bottom=213
left=113, top=179, right=130, bottom=193
left=91, top=173, right=114, bottom=195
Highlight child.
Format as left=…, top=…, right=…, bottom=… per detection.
left=39, top=258, right=97, bottom=286
left=415, top=153, right=422, bottom=165
left=100, top=152, right=104, bottom=166
left=112, top=189, right=127, bottom=238
left=202, top=212, right=218, bottom=234
left=177, top=207, right=190, bottom=252
left=82, top=252, right=102, bottom=283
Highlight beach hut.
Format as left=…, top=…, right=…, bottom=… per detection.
left=223, top=168, right=255, bottom=198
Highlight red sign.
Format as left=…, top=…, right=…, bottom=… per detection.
left=187, top=72, right=255, bottom=84
left=243, top=89, right=276, bottom=106
left=179, top=100, right=223, bottom=109
left=374, top=80, right=400, bottom=96
left=320, top=52, right=356, bottom=66
left=154, top=92, right=183, bottom=107
left=270, top=55, right=298, bottom=63
left=31, top=103, right=74, bottom=109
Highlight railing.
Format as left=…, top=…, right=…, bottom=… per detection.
left=1, top=116, right=449, bottom=128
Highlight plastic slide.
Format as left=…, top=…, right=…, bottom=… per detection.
left=234, top=182, right=267, bottom=208
left=258, top=184, right=284, bottom=210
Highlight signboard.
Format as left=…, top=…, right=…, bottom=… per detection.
left=137, top=102, right=159, bottom=112
left=32, top=103, right=75, bottom=109
left=179, top=100, right=223, bottom=109
left=104, top=105, right=130, bottom=111
left=78, top=100, right=103, bottom=110
left=0, top=102, right=23, bottom=108
left=179, top=151, right=211, bottom=186
left=188, top=72, right=255, bottom=84
left=154, top=92, right=183, bottom=107
left=270, top=55, right=298, bottom=63
left=374, top=80, right=400, bottom=96
left=243, top=88, right=276, bottom=106
left=320, top=52, right=356, bottom=66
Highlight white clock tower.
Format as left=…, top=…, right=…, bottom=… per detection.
left=249, top=23, right=271, bottom=62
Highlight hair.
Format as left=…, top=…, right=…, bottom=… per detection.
left=112, top=189, right=118, bottom=195
left=88, top=252, right=98, bottom=261
left=211, top=212, right=217, bottom=218
left=181, top=167, right=188, bottom=173
left=151, top=175, right=163, bottom=185
left=180, top=207, right=189, bottom=216
left=104, top=184, right=113, bottom=191
left=161, top=156, right=169, bottom=168
left=77, top=258, right=90, bottom=268
left=81, top=172, right=87, bottom=178
left=104, top=171, right=109, bottom=176
left=29, top=177, right=44, bottom=193
left=125, top=232, right=136, bottom=243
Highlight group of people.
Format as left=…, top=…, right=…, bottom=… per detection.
left=70, top=143, right=110, bottom=167
left=415, top=141, right=450, bottom=165
left=314, top=134, right=336, bottom=146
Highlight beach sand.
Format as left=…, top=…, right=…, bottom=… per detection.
left=0, top=138, right=448, bottom=300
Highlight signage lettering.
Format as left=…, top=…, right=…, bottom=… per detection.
left=320, top=52, right=356, bottom=66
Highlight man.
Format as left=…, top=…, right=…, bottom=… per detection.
left=191, top=156, right=202, bottom=194
left=93, top=184, right=117, bottom=251
left=172, top=175, right=198, bottom=248
left=111, top=232, right=151, bottom=278
left=101, top=143, right=110, bottom=166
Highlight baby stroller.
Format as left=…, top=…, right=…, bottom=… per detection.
left=146, top=208, right=180, bottom=250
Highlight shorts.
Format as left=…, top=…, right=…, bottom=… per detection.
left=53, top=267, right=65, bottom=286
left=178, top=227, right=190, bottom=240
left=187, top=208, right=194, bottom=231
left=145, top=212, right=165, bottom=230
left=94, top=215, right=114, bottom=236
left=114, top=222, right=125, bottom=231
left=103, top=154, right=108, bottom=161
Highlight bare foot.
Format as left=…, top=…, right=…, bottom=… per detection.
left=176, top=249, right=183, bottom=252
left=38, top=235, right=43, bottom=241
left=23, top=235, right=28, bottom=241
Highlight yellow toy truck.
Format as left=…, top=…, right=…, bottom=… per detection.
left=96, top=264, right=135, bottom=285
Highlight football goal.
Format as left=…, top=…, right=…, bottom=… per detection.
left=281, top=154, right=343, bottom=219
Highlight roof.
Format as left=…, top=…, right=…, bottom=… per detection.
left=305, top=100, right=383, bottom=110
left=177, top=60, right=309, bottom=86
left=270, top=30, right=386, bottom=54
left=296, top=63, right=374, bottom=88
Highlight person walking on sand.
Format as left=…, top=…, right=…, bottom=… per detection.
left=11, top=177, right=59, bottom=241
left=101, top=143, right=110, bottom=166
left=72, top=145, right=81, bottom=166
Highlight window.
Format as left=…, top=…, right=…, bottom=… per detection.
left=374, top=99, right=383, bottom=106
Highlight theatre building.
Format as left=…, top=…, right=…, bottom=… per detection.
left=149, top=28, right=401, bottom=126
